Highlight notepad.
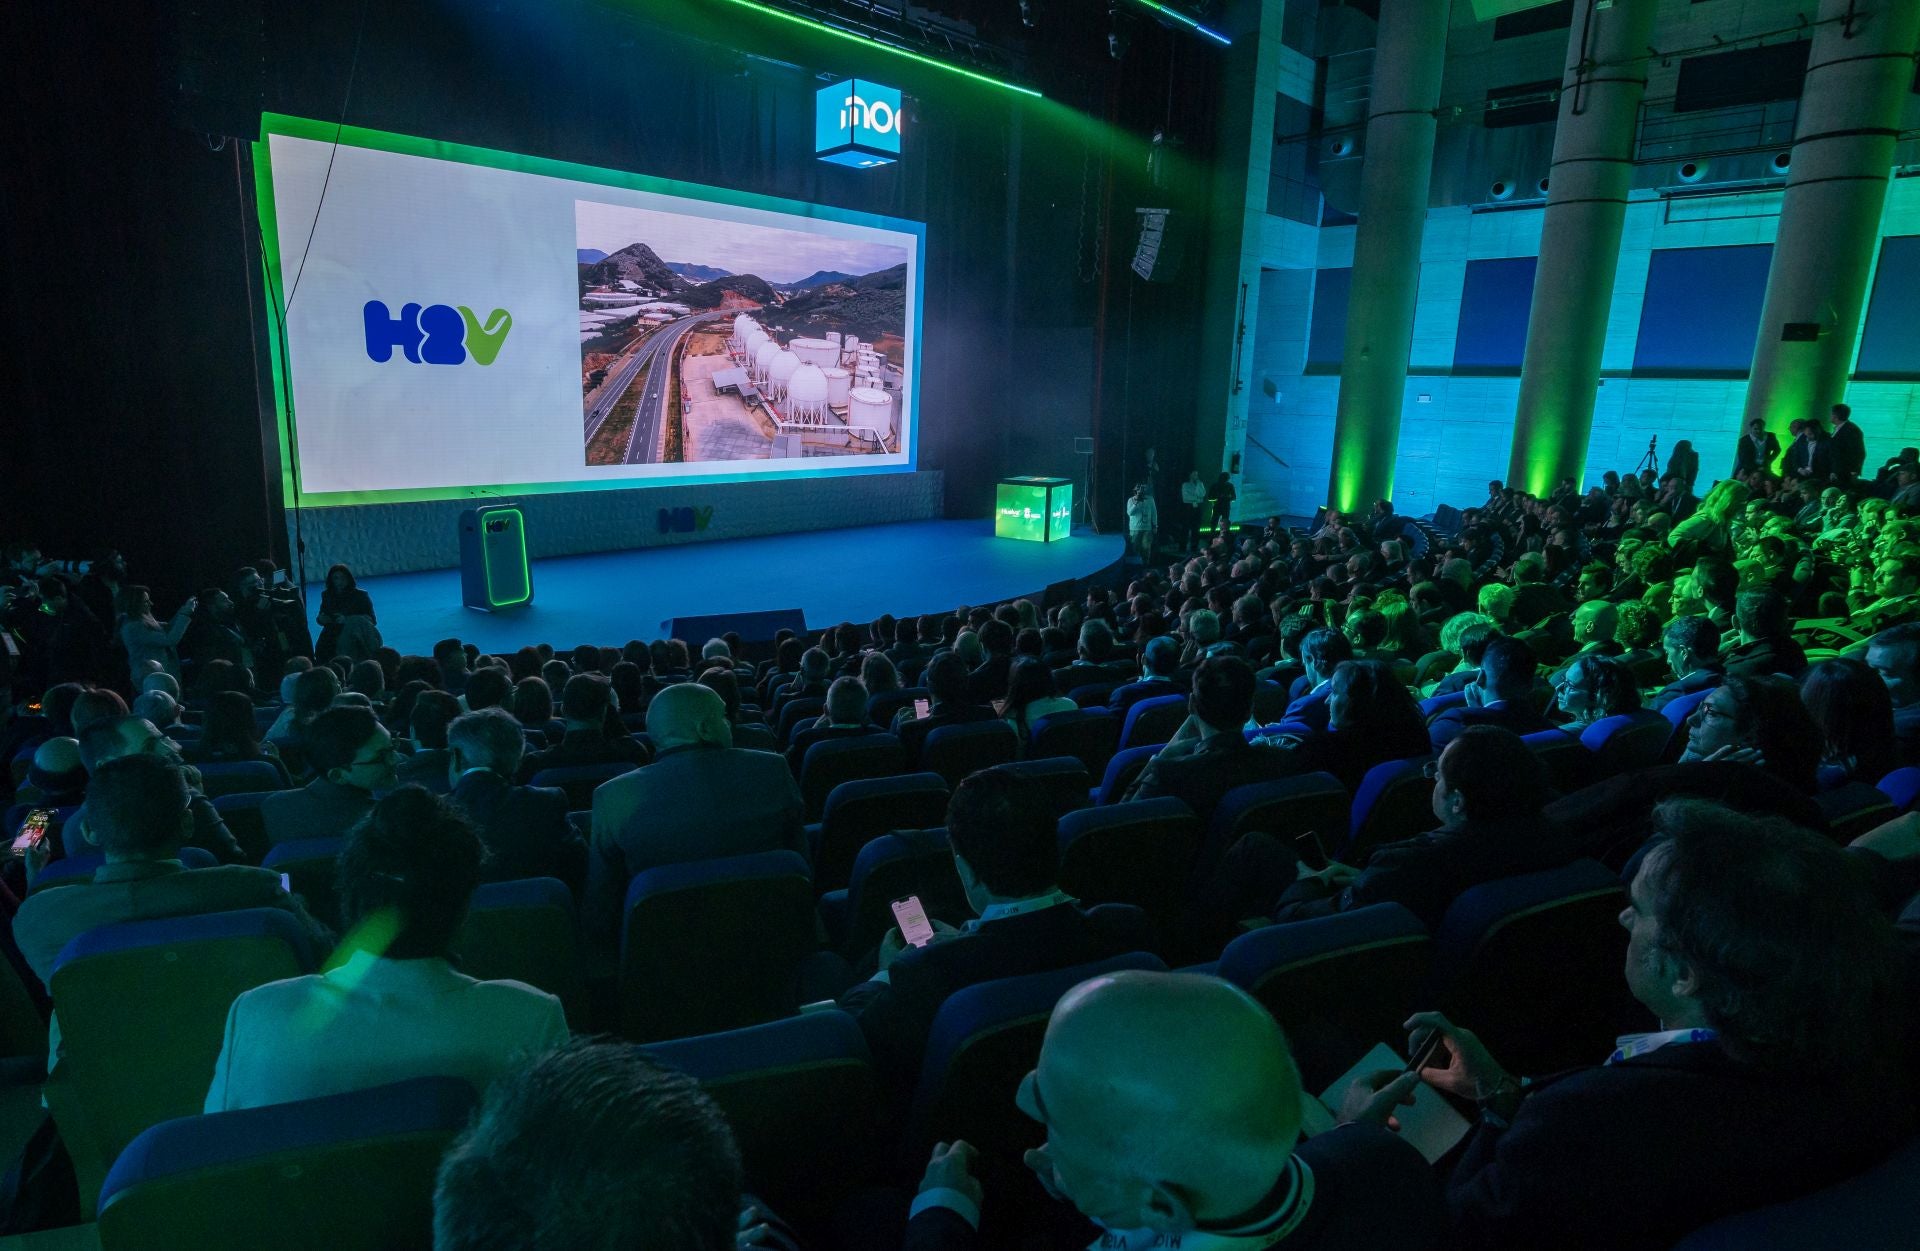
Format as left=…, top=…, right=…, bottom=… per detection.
left=1311, top=1042, right=1475, bottom=1163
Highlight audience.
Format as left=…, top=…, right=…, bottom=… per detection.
left=1124, top=656, right=1292, bottom=818
left=894, top=652, right=997, bottom=760
left=446, top=708, right=582, bottom=886
left=1428, top=637, right=1550, bottom=748
left=259, top=706, right=395, bottom=846
left=64, top=715, right=245, bottom=863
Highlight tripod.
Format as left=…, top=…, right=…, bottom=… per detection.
left=1634, top=434, right=1659, bottom=476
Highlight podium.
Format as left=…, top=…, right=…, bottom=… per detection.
left=995, top=476, right=1073, bottom=543
left=459, top=505, right=532, bottom=611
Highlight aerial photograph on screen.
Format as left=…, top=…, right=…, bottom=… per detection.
left=575, top=199, right=911, bottom=467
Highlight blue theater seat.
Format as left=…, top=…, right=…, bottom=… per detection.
left=262, top=837, right=345, bottom=930
left=920, top=721, right=1019, bottom=788
left=1659, top=688, right=1715, bottom=760
left=1056, top=798, right=1201, bottom=939
left=1879, top=766, right=1920, bottom=812
left=1522, top=729, right=1591, bottom=795
left=31, top=846, right=217, bottom=893
left=996, top=756, right=1092, bottom=819
left=1091, top=743, right=1160, bottom=806
left=1345, top=756, right=1436, bottom=863
left=192, top=759, right=284, bottom=799
left=96, top=1076, right=477, bottom=1250
left=211, top=789, right=271, bottom=863
left=818, top=827, right=967, bottom=960
left=455, top=877, right=587, bottom=1028
left=1028, top=708, right=1120, bottom=778
left=1198, top=773, right=1349, bottom=891
left=1671, top=1133, right=1920, bottom=1251
left=799, top=733, right=910, bottom=822
left=1118, top=693, right=1187, bottom=751
left=526, top=761, right=637, bottom=810
left=808, top=772, right=949, bottom=895
left=1579, top=709, right=1672, bottom=779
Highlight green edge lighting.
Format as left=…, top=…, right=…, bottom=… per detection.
left=1125, top=0, right=1232, bottom=46
left=718, top=0, right=1044, bottom=97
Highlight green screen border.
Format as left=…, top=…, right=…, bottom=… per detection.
left=252, top=111, right=928, bottom=508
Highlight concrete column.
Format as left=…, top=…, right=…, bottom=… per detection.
left=1508, top=0, right=1658, bottom=496
left=1325, top=0, right=1450, bottom=514
left=1742, top=0, right=1920, bottom=438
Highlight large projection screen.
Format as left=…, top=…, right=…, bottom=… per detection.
left=252, top=114, right=925, bottom=507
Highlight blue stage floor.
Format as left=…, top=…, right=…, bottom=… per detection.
left=314, top=520, right=1125, bottom=655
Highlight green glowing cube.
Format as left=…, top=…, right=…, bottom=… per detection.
left=996, top=477, right=1073, bottom=543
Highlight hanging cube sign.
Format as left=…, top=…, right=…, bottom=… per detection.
left=816, top=78, right=903, bottom=168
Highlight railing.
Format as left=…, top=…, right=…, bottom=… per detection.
left=1634, top=97, right=1798, bottom=163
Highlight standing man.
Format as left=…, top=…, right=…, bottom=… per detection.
left=1786, top=418, right=1832, bottom=482
left=1209, top=470, right=1237, bottom=542
left=1125, top=483, right=1159, bottom=564
left=1828, top=403, right=1865, bottom=484
left=1178, top=470, right=1207, bottom=551
left=1732, top=418, right=1781, bottom=478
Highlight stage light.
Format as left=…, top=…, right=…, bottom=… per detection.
left=716, top=0, right=1044, bottom=98
left=1123, top=0, right=1232, bottom=46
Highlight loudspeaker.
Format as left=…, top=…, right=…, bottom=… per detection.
left=1131, top=208, right=1188, bottom=283
left=663, top=608, right=808, bottom=647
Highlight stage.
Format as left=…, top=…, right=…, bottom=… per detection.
left=310, top=520, right=1126, bottom=656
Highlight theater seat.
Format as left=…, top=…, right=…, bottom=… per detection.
left=809, top=772, right=949, bottom=895
left=1117, top=693, right=1186, bottom=751
left=1219, top=904, right=1431, bottom=1092
left=262, top=838, right=345, bottom=930
left=620, top=850, right=818, bottom=1043
left=1091, top=744, right=1160, bottom=806
left=192, top=760, right=284, bottom=799
left=1419, top=691, right=1468, bottom=721
left=455, top=877, right=587, bottom=1028
left=526, top=761, right=637, bottom=810
left=1659, top=688, right=1715, bottom=761
left=1579, top=709, right=1672, bottom=779
left=777, top=697, right=827, bottom=746
left=1345, top=757, right=1436, bottom=863
left=1056, top=799, right=1201, bottom=941
left=1422, top=859, right=1646, bottom=1076
left=1199, top=774, right=1349, bottom=892
left=1522, top=729, right=1590, bottom=795
left=211, top=790, right=270, bottom=863
left=96, top=1076, right=477, bottom=1251
left=31, top=846, right=217, bottom=893
left=1815, top=781, right=1896, bottom=844
left=1670, top=1133, right=1920, bottom=1251
left=646, top=1010, right=883, bottom=1231
left=1252, top=680, right=1291, bottom=726
left=1877, top=766, right=1920, bottom=813
left=868, top=687, right=926, bottom=729
left=819, top=827, right=967, bottom=960
left=997, top=756, right=1092, bottom=819
left=799, top=734, right=910, bottom=822
left=1028, top=708, right=1120, bottom=778
left=48, top=908, right=322, bottom=1219
left=920, top=721, right=1019, bottom=789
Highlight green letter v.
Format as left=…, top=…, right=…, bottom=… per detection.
left=458, top=307, right=513, bottom=365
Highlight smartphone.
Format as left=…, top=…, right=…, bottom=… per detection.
left=890, top=895, right=936, bottom=948
left=10, top=810, right=52, bottom=858
left=1292, top=828, right=1330, bottom=869
left=912, top=698, right=931, bottom=720
left=1405, top=1027, right=1447, bottom=1075
left=278, top=872, right=292, bottom=893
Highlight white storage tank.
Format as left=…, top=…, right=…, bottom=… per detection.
left=789, top=337, right=838, bottom=368
left=823, top=367, right=852, bottom=409
left=768, top=349, right=801, bottom=400
left=847, top=386, right=892, bottom=441
left=786, top=364, right=829, bottom=420
left=752, top=341, right=779, bottom=384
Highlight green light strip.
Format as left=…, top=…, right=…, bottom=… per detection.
left=717, top=0, right=1044, bottom=97
left=1126, top=0, right=1232, bottom=45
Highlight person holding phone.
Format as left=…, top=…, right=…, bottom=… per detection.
left=113, top=583, right=195, bottom=682
left=891, top=652, right=997, bottom=763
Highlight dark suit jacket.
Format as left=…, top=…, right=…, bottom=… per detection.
left=450, top=770, right=583, bottom=887
left=1786, top=435, right=1831, bottom=480
left=903, top=1123, right=1443, bottom=1251
left=1122, top=732, right=1297, bottom=820
left=1830, top=420, right=1866, bottom=479
left=895, top=703, right=998, bottom=762
left=1280, top=683, right=1332, bottom=732
left=396, top=747, right=454, bottom=795
left=1732, top=431, right=1780, bottom=477
left=1510, top=583, right=1572, bottom=629
left=515, top=728, right=648, bottom=783
left=1108, top=677, right=1182, bottom=720
left=1428, top=700, right=1551, bottom=750
left=1721, top=635, right=1808, bottom=680
left=1446, top=1040, right=1906, bottom=1250
left=260, top=778, right=376, bottom=846
left=840, top=900, right=1156, bottom=1093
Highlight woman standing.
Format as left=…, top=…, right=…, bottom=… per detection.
left=116, top=584, right=196, bottom=683
left=315, top=564, right=376, bottom=663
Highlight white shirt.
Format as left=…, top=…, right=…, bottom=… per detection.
left=1182, top=479, right=1208, bottom=506
left=205, top=948, right=568, bottom=1112
left=1127, top=496, right=1159, bottom=533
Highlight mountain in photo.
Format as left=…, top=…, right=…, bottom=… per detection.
left=784, top=269, right=855, bottom=290
left=667, top=261, right=733, bottom=282
left=775, top=263, right=907, bottom=342
left=680, top=273, right=781, bottom=310
left=580, top=242, right=685, bottom=293
left=576, top=247, right=608, bottom=265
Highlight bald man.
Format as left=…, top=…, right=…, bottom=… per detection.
left=907, top=971, right=1443, bottom=1249
left=583, top=682, right=804, bottom=945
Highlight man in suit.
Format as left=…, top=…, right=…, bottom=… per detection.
left=15, top=754, right=330, bottom=990
left=398, top=690, right=461, bottom=794
left=61, top=715, right=246, bottom=863
left=1721, top=589, right=1807, bottom=679
left=1278, top=628, right=1354, bottom=732
left=1049, top=619, right=1134, bottom=696
left=1416, top=800, right=1907, bottom=1249
left=515, top=673, right=648, bottom=782
left=1867, top=622, right=1920, bottom=763
left=1123, top=655, right=1295, bottom=820
left=840, top=766, right=1157, bottom=1092
left=1106, top=635, right=1183, bottom=720
left=788, top=676, right=878, bottom=774
left=1508, top=553, right=1572, bottom=629
left=585, top=682, right=805, bottom=945
left=1828, top=402, right=1865, bottom=483
left=1731, top=417, right=1781, bottom=478
left=894, top=652, right=998, bottom=762
left=1428, top=637, right=1550, bottom=750
left=1785, top=419, right=1832, bottom=481
left=1646, top=615, right=1725, bottom=712
left=904, top=971, right=1444, bottom=1249
left=261, top=706, right=395, bottom=846
left=446, top=707, right=582, bottom=888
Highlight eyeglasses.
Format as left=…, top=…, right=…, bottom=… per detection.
left=350, top=746, right=400, bottom=769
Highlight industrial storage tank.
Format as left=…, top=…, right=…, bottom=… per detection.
left=768, top=349, right=801, bottom=400
left=752, top=341, right=780, bottom=384
left=789, top=337, right=838, bottom=368
left=731, top=314, right=753, bottom=348
left=823, top=367, right=852, bottom=409
left=785, top=364, right=829, bottom=421
left=826, top=331, right=843, bottom=349
left=847, top=387, right=892, bottom=441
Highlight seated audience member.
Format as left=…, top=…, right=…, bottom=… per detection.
left=1721, top=588, right=1807, bottom=679
left=206, top=786, right=566, bottom=1111
left=1274, top=660, right=1430, bottom=793
left=893, top=652, right=998, bottom=761
left=515, top=673, right=647, bottom=781
left=1544, top=600, right=1619, bottom=675
left=22, top=737, right=87, bottom=808
left=1429, top=637, right=1550, bottom=749
left=464, top=666, right=513, bottom=714
left=585, top=683, right=805, bottom=942
left=910, top=970, right=1443, bottom=1249
left=261, top=706, right=396, bottom=847
left=1553, top=653, right=1641, bottom=733
left=1002, top=658, right=1076, bottom=740
left=1866, top=622, right=1920, bottom=762
left=446, top=708, right=583, bottom=886
left=1800, top=658, right=1898, bottom=787
left=1280, top=628, right=1354, bottom=732
left=774, top=647, right=832, bottom=714
left=434, top=1041, right=758, bottom=1251
left=508, top=677, right=557, bottom=743
left=1416, top=800, right=1907, bottom=1249
left=265, top=664, right=340, bottom=745
left=1124, top=656, right=1294, bottom=818
left=1051, top=619, right=1131, bottom=692
left=1427, top=621, right=1497, bottom=699
left=69, top=687, right=129, bottom=740
left=129, top=690, right=184, bottom=738
left=1678, top=674, right=1821, bottom=792
left=14, top=755, right=328, bottom=988
left=697, top=665, right=778, bottom=753
left=787, top=676, right=878, bottom=773
left=1647, top=616, right=1724, bottom=711
left=965, top=619, right=1015, bottom=706
left=400, top=690, right=463, bottom=794
left=1273, top=727, right=1569, bottom=929
left=1107, top=635, right=1182, bottom=718
left=63, top=715, right=246, bottom=863
left=840, top=766, right=1156, bottom=1089
left=182, top=689, right=292, bottom=787
left=860, top=650, right=902, bottom=700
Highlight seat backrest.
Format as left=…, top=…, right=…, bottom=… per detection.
left=799, top=734, right=910, bottom=822
left=1219, top=904, right=1431, bottom=1091
left=454, top=877, right=586, bottom=1028
left=868, top=687, right=926, bottom=729
left=1669, top=1133, right=1920, bottom=1250
left=193, top=760, right=284, bottom=799
left=262, top=837, right=346, bottom=930
left=1426, top=859, right=1639, bottom=1075
left=210, top=790, right=271, bottom=863
left=1579, top=711, right=1673, bottom=778
left=996, top=756, right=1092, bottom=819
left=96, top=1076, right=476, bottom=1251
left=908, top=951, right=1167, bottom=1161
left=1252, top=679, right=1292, bottom=726
left=1201, top=773, right=1350, bottom=888
left=1093, top=744, right=1161, bottom=806
left=620, top=850, right=817, bottom=1042
left=1118, top=694, right=1187, bottom=751
left=31, top=847, right=219, bottom=894
left=1522, top=729, right=1590, bottom=795
left=50, top=908, right=321, bottom=1214
left=645, top=1010, right=882, bottom=1224
left=1028, top=709, right=1120, bottom=778
left=777, top=697, right=828, bottom=745
left=1344, top=756, right=1436, bottom=861
left=837, top=827, right=967, bottom=960
left=1816, top=781, right=1897, bottom=844
left=1660, top=688, right=1714, bottom=760
left=526, top=761, right=638, bottom=810
left=920, top=721, right=1019, bottom=788
left=1420, top=691, right=1468, bottom=720
left=1065, top=680, right=1119, bottom=707
left=1878, top=766, right=1920, bottom=813
left=1057, top=798, right=1201, bottom=938
left=814, top=772, right=949, bottom=895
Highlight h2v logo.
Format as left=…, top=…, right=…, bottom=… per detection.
left=363, top=301, right=513, bottom=366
